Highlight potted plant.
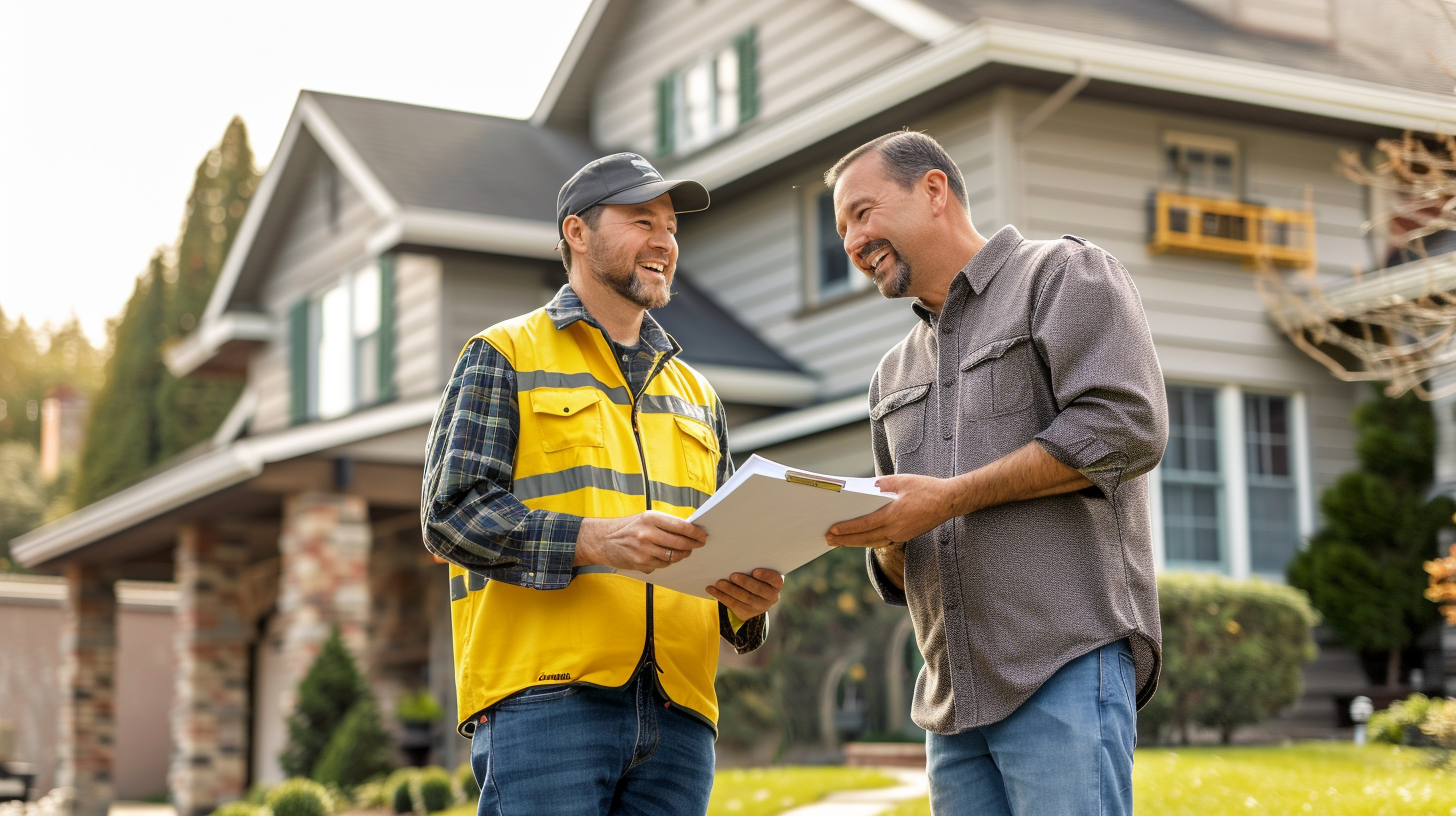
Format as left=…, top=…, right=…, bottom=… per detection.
left=396, top=689, right=443, bottom=767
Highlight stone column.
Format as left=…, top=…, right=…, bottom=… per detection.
left=170, top=524, right=249, bottom=816
left=274, top=494, right=372, bottom=725
left=56, top=564, right=117, bottom=816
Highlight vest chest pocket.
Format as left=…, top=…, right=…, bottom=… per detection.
left=530, top=389, right=606, bottom=452
left=870, top=383, right=930, bottom=461
left=675, top=415, right=719, bottom=490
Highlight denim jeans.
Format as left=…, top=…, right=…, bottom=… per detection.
left=470, top=666, right=715, bottom=816
left=926, top=639, right=1138, bottom=815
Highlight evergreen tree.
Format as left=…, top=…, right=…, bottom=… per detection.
left=281, top=627, right=373, bottom=779
left=1288, top=387, right=1453, bottom=687
left=155, top=116, right=256, bottom=460
left=73, top=256, right=169, bottom=505
left=72, top=118, right=258, bottom=504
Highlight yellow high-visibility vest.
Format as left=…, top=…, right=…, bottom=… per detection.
left=448, top=307, right=726, bottom=735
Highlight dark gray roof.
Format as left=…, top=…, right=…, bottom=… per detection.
left=916, top=0, right=1448, bottom=95
left=308, top=91, right=600, bottom=221
left=653, top=272, right=802, bottom=373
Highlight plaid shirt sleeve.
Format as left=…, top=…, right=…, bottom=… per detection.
left=420, top=338, right=581, bottom=590
left=711, top=398, right=770, bottom=653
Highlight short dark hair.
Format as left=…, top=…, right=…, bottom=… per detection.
left=824, top=130, right=969, bottom=211
left=558, top=205, right=605, bottom=275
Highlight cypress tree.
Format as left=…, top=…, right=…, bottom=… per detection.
left=1288, top=388, right=1453, bottom=687
left=281, top=627, right=373, bottom=779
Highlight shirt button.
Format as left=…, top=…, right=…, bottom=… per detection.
left=943, top=431, right=952, bottom=440
left=621, top=354, right=629, bottom=361
left=942, top=324, right=952, bottom=334
left=942, top=379, right=953, bottom=388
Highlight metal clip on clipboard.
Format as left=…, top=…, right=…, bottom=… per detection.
left=784, top=471, right=845, bottom=492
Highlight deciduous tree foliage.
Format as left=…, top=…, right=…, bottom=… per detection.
left=73, top=118, right=258, bottom=505
left=1288, top=388, right=1452, bottom=687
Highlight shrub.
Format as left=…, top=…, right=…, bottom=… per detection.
left=266, top=778, right=331, bottom=816
left=396, top=690, right=444, bottom=725
left=387, top=769, right=417, bottom=814
left=1420, top=698, right=1456, bottom=749
left=311, top=697, right=394, bottom=789
left=1139, top=573, right=1318, bottom=744
left=415, top=767, right=453, bottom=813
left=280, top=627, right=372, bottom=779
left=454, top=762, right=479, bottom=804
left=352, top=778, right=390, bottom=809
left=1369, top=694, right=1437, bottom=744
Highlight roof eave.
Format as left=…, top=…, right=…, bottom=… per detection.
left=165, top=311, right=274, bottom=378
left=530, top=0, right=616, bottom=129
left=688, top=364, right=818, bottom=406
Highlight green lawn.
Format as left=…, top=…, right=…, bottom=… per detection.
left=706, top=766, right=898, bottom=816
left=882, top=743, right=1456, bottom=816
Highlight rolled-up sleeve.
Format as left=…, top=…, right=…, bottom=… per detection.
left=1030, top=246, right=1168, bottom=500
left=420, top=338, right=581, bottom=589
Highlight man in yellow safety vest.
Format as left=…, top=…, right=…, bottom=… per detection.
left=421, top=153, right=783, bottom=815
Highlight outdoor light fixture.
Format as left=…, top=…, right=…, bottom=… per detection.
left=1350, top=695, right=1374, bottom=747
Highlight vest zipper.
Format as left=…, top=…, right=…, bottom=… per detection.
left=632, top=350, right=670, bottom=698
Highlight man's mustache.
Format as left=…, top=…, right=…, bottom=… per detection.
left=858, top=239, right=892, bottom=263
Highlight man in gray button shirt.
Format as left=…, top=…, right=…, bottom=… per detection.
left=824, top=131, right=1167, bottom=815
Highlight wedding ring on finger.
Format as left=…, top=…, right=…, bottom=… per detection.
left=664, top=548, right=673, bottom=564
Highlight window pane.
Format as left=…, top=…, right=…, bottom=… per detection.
left=1246, top=393, right=1299, bottom=572
left=1164, top=483, right=1221, bottom=563
left=715, top=47, right=739, bottom=129
left=817, top=192, right=849, bottom=295
left=316, top=283, right=353, bottom=420
left=1164, top=384, right=1224, bottom=566
left=353, top=264, right=380, bottom=337
left=682, top=61, right=713, bottom=145
left=1249, top=485, right=1298, bottom=573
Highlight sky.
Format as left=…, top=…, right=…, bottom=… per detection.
left=0, top=0, right=594, bottom=346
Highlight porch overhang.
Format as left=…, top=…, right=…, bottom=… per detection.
left=164, top=311, right=274, bottom=378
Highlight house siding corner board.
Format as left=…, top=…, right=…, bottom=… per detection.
left=591, top=0, right=921, bottom=156
left=249, top=156, right=386, bottom=433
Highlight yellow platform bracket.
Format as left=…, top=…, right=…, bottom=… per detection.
left=1149, top=190, right=1315, bottom=269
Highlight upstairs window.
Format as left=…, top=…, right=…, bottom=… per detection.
left=1162, top=131, right=1240, bottom=198
left=658, top=29, right=758, bottom=156
left=289, top=257, right=396, bottom=424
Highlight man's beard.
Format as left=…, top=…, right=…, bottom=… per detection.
left=862, top=239, right=913, bottom=298
left=590, top=235, right=672, bottom=309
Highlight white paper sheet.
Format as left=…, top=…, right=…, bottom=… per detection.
left=617, top=455, right=894, bottom=599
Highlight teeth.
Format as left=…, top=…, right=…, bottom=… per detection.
left=642, top=261, right=665, bottom=272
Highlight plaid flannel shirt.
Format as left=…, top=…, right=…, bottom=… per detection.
left=421, top=285, right=767, bottom=653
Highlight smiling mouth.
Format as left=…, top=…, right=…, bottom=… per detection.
left=860, top=241, right=893, bottom=276
left=638, top=259, right=668, bottom=276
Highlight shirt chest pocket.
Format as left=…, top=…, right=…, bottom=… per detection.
left=870, top=383, right=931, bottom=461
left=530, top=388, right=605, bottom=452
left=961, top=334, right=1034, bottom=419
left=675, top=415, right=720, bottom=489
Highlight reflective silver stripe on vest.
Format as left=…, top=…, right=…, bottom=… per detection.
left=511, top=465, right=711, bottom=508
left=639, top=394, right=714, bottom=426
left=572, top=565, right=617, bottom=576
left=516, top=370, right=630, bottom=405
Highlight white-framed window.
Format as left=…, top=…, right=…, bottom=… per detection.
left=657, top=29, right=757, bottom=156
left=805, top=189, right=870, bottom=304
left=289, top=257, right=394, bottom=424
left=1162, top=131, right=1240, bottom=198
left=1162, top=384, right=1225, bottom=568
left=1154, top=383, right=1311, bottom=578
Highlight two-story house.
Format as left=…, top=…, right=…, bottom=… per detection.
left=12, top=0, right=1455, bottom=812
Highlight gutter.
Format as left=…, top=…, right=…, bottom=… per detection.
left=11, top=395, right=440, bottom=570
left=1269, top=253, right=1456, bottom=330
left=730, top=395, right=869, bottom=452
left=677, top=18, right=1456, bottom=191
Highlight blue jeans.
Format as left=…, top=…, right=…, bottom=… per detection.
left=470, top=667, right=715, bottom=816
left=927, top=639, right=1137, bottom=816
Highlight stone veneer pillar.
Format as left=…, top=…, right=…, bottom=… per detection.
left=56, top=564, right=117, bottom=816
left=275, top=494, right=372, bottom=726
left=170, top=524, right=249, bottom=816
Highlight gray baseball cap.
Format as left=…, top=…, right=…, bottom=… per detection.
left=556, top=153, right=710, bottom=238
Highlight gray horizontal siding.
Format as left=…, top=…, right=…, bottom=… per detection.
left=393, top=252, right=443, bottom=401
left=438, top=254, right=563, bottom=384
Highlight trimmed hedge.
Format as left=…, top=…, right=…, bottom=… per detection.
left=1138, top=573, right=1318, bottom=744
left=265, top=778, right=332, bottom=816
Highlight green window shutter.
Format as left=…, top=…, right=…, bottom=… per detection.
left=656, top=74, right=676, bottom=156
left=736, top=27, right=758, bottom=124
left=377, top=254, right=397, bottom=402
left=288, top=299, right=310, bottom=425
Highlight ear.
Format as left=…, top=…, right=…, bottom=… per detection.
left=562, top=214, right=591, bottom=256
left=922, top=169, right=951, bottom=218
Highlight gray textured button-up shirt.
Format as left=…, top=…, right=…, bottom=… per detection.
left=866, top=225, right=1167, bottom=734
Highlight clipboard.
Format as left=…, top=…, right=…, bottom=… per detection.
left=617, top=455, right=894, bottom=599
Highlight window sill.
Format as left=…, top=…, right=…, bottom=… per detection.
left=794, top=286, right=879, bottom=319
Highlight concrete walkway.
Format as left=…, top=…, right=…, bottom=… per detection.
left=779, top=768, right=929, bottom=816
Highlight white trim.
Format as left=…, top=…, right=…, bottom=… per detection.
left=395, top=208, right=561, bottom=260
left=296, top=94, right=400, bottom=220
left=1148, top=462, right=1165, bottom=572
left=730, top=395, right=868, bottom=452
left=844, top=0, right=959, bottom=43
left=530, top=0, right=613, bottom=127
left=212, top=387, right=258, bottom=448
left=165, top=311, right=274, bottom=377
left=1218, top=384, right=1250, bottom=579
left=675, top=18, right=1456, bottom=191
left=1290, top=390, right=1315, bottom=539
left=10, top=396, right=440, bottom=569
left=691, top=364, right=817, bottom=406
